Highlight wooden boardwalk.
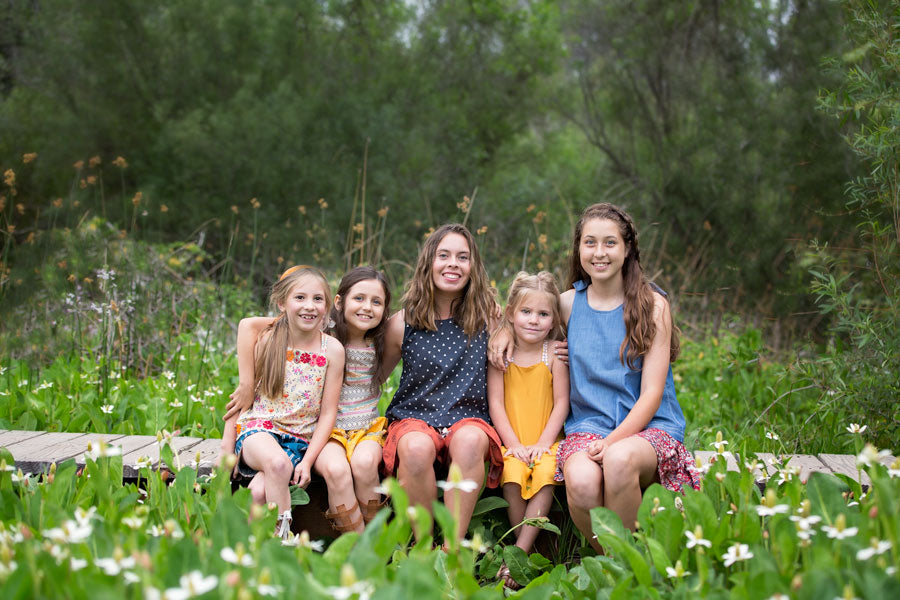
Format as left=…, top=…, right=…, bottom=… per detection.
left=1, top=429, right=894, bottom=485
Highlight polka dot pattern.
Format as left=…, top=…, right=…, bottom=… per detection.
left=385, top=318, right=489, bottom=428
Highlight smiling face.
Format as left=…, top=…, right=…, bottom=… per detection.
left=278, top=275, right=329, bottom=333
left=337, top=278, right=387, bottom=336
left=579, top=218, right=627, bottom=285
left=431, top=232, right=471, bottom=296
left=510, top=291, right=556, bottom=347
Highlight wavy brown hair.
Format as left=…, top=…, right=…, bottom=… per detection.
left=256, top=266, right=332, bottom=400
left=567, top=203, right=680, bottom=368
left=490, top=271, right=565, bottom=349
left=403, top=223, right=495, bottom=337
left=330, top=266, right=392, bottom=390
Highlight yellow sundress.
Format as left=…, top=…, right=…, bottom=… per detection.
left=501, top=341, right=561, bottom=499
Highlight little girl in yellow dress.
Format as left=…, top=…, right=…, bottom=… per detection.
left=487, top=272, right=569, bottom=589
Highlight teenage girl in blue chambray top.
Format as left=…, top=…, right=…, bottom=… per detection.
left=491, top=203, right=699, bottom=553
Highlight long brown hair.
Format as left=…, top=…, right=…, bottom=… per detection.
left=402, top=223, right=495, bottom=337
left=256, top=266, right=332, bottom=400
left=330, top=266, right=392, bottom=389
left=490, top=271, right=565, bottom=349
left=567, top=203, right=680, bottom=368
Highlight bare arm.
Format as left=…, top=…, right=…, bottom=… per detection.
left=588, top=293, right=671, bottom=461
left=378, top=310, right=405, bottom=382
left=223, top=316, right=275, bottom=421
left=529, top=354, right=570, bottom=462
left=295, top=336, right=345, bottom=487
left=487, top=363, right=528, bottom=462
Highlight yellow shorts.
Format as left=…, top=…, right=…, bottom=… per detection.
left=329, top=416, right=388, bottom=462
left=500, top=441, right=560, bottom=500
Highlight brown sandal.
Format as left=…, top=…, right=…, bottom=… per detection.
left=496, top=564, right=522, bottom=590
left=360, top=497, right=387, bottom=523
left=324, top=502, right=363, bottom=533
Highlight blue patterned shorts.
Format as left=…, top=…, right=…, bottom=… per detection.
left=234, top=429, right=309, bottom=479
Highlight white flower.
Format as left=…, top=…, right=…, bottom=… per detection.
left=284, top=531, right=324, bottom=551
left=147, top=525, right=165, bottom=537
left=83, top=440, right=122, bottom=461
left=44, top=520, right=93, bottom=544
left=765, top=431, right=779, bottom=440
left=789, top=513, right=822, bottom=539
left=220, top=546, right=254, bottom=567
left=190, top=395, right=202, bottom=404
left=460, top=533, right=489, bottom=554
left=74, top=506, right=98, bottom=527
left=436, top=478, right=479, bottom=493
left=256, top=583, right=281, bottom=596
left=162, top=371, right=175, bottom=381
left=755, top=504, right=790, bottom=517
left=822, top=514, right=858, bottom=540
left=721, top=543, right=753, bottom=567
left=121, top=516, right=144, bottom=530
left=95, top=554, right=136, bottom=576
left=324, top=581, right=374, bottom=600
left=665, top=560, right=690, bottom=579
left=169, top=400, right=184, bottom=408
left=0, top=459, right=16, bottom=472
left=10, top=469, right=30, bottom=484
left=685, top=528, right=712, bottom=549
left=135, top=456, right=154, bottom=470
left=888, top=459, right=900, bottom=479
left=856, top=443, right=891, bottom=468
left=123, top=571, right=140, bottom=584
left=70, top=557, right=88, bottom=570
left=164, top=571, right=218, bottom=599
left=846, top=423, right=867, bottom=434
left=100, top=404, right=115, bottom=414
left=767, top=595, right=790, bottom=600
left=856, top=539, right=891, bottom=560
left=710, top=439, right=729, bottom=452
left=0, top=560, right=17, bottom=576
left=36, top=381, right=54, bottom=391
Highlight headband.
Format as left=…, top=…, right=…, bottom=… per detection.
left=278, top=264, right=315, bottom=281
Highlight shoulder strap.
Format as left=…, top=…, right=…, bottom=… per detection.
left=320, top=332, right=327, bottom=351
left=541, top=341, right=550, bottom=367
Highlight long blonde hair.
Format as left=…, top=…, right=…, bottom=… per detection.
left=567, top=203, right=680, bottom=367
left=490, top=271, right=565, bottom=349
left=402, top=223, right=495, bottom=337
left=256, top=266, right=332, bottom=400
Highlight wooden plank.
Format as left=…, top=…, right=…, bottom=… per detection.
left=176, top=438, right=222, bottom=476
left=0, top=429, right=48, bottom=447
left=818, top=453, right=896, bottom=487
left=6, top=432, right=119, bottom=473
left=755, top=453, right=832, bottom=483
left=693, top=450, right=741, bottom=473
left=120, top=435, right=205, bottom=478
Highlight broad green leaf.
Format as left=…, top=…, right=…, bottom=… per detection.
left=471, top=495, right=509, bottom=516
left=503, top=544, right=534, bottom=587
left=806, top=472, right=849, bottom=524
left=289, top=484, right=310, bottom=506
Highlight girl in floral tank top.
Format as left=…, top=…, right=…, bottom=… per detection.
left=232, top=266, right=344, bottom=542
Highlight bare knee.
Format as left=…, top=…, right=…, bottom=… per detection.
left=264, top=454, right=293, bottom=482
left=317, top=456, right=352, bottom=488
left=602, top=448, right=638, bottom=492
left=248, top=475, right=266, bottom=504
left=448, top=427, right=488, bottom=467
left=350, top=451, right=380, bottom=482
left=564, top=463, right=602, bottom=508
left=398, top=435, right=436, bottom=475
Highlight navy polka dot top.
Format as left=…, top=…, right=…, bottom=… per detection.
left=385, top=318, right=490, bottom=428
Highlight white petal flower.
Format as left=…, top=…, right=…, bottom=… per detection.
left=95, top=555, right=136, bottom=576
left=845, top=423, right=866, bottom=434
left=169, top=400, right=184, bottom=408
left=220, top=546, right=254, bottom=567
left=721, top=543, right=753, bottom=567
left=755, top=504, right=790, bottom=517
left=134, top=456, right=154, bottom=470
left=73, top=506, right=98, bottom=527
left=665, top=560, right=690, bottom=579
left=123, top=571, right=140, bottom=584
left=70, top=557, right=88, bottom=570
left=685, top=529, right=712, bottom=549
left=436, top=479, right=479, bottom=493
left=822, top=524, right=858, bottom=540
left=83, top=440, right=122, bottom=461
left=856, top=539, right=891, bottom=561
left=121, top=516, right=144, bottom=530
left=44, top=520, right=93, bottom=544
left=856, top=443, right=891, bottom=468
left=765, top=431, right=779, bottom=440
left=169, top=571, right=218, bottom=598
left=100, top=404, right=115, bottom=414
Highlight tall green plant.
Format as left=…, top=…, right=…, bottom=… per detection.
left=813, top=0, right=900, bottom=449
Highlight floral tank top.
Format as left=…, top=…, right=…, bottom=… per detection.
left=236, top=335, right=329, bottom=441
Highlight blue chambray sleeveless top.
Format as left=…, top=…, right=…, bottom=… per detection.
left=566, top=280, right=686, bottom=441
left=385, top=319, right=490, bottom=428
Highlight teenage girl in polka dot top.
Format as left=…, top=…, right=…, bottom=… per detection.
left=380, top=223, right=503, bottom=543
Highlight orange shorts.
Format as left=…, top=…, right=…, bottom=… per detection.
left=382, top=417, right=504, bottom=488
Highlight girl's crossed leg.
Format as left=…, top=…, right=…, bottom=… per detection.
left=239, top=432, right=295, bottom=512
left=315, top=440, right=365, bottom=533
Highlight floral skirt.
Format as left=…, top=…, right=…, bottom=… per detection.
left=555, top=428, right=701, bottom=493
